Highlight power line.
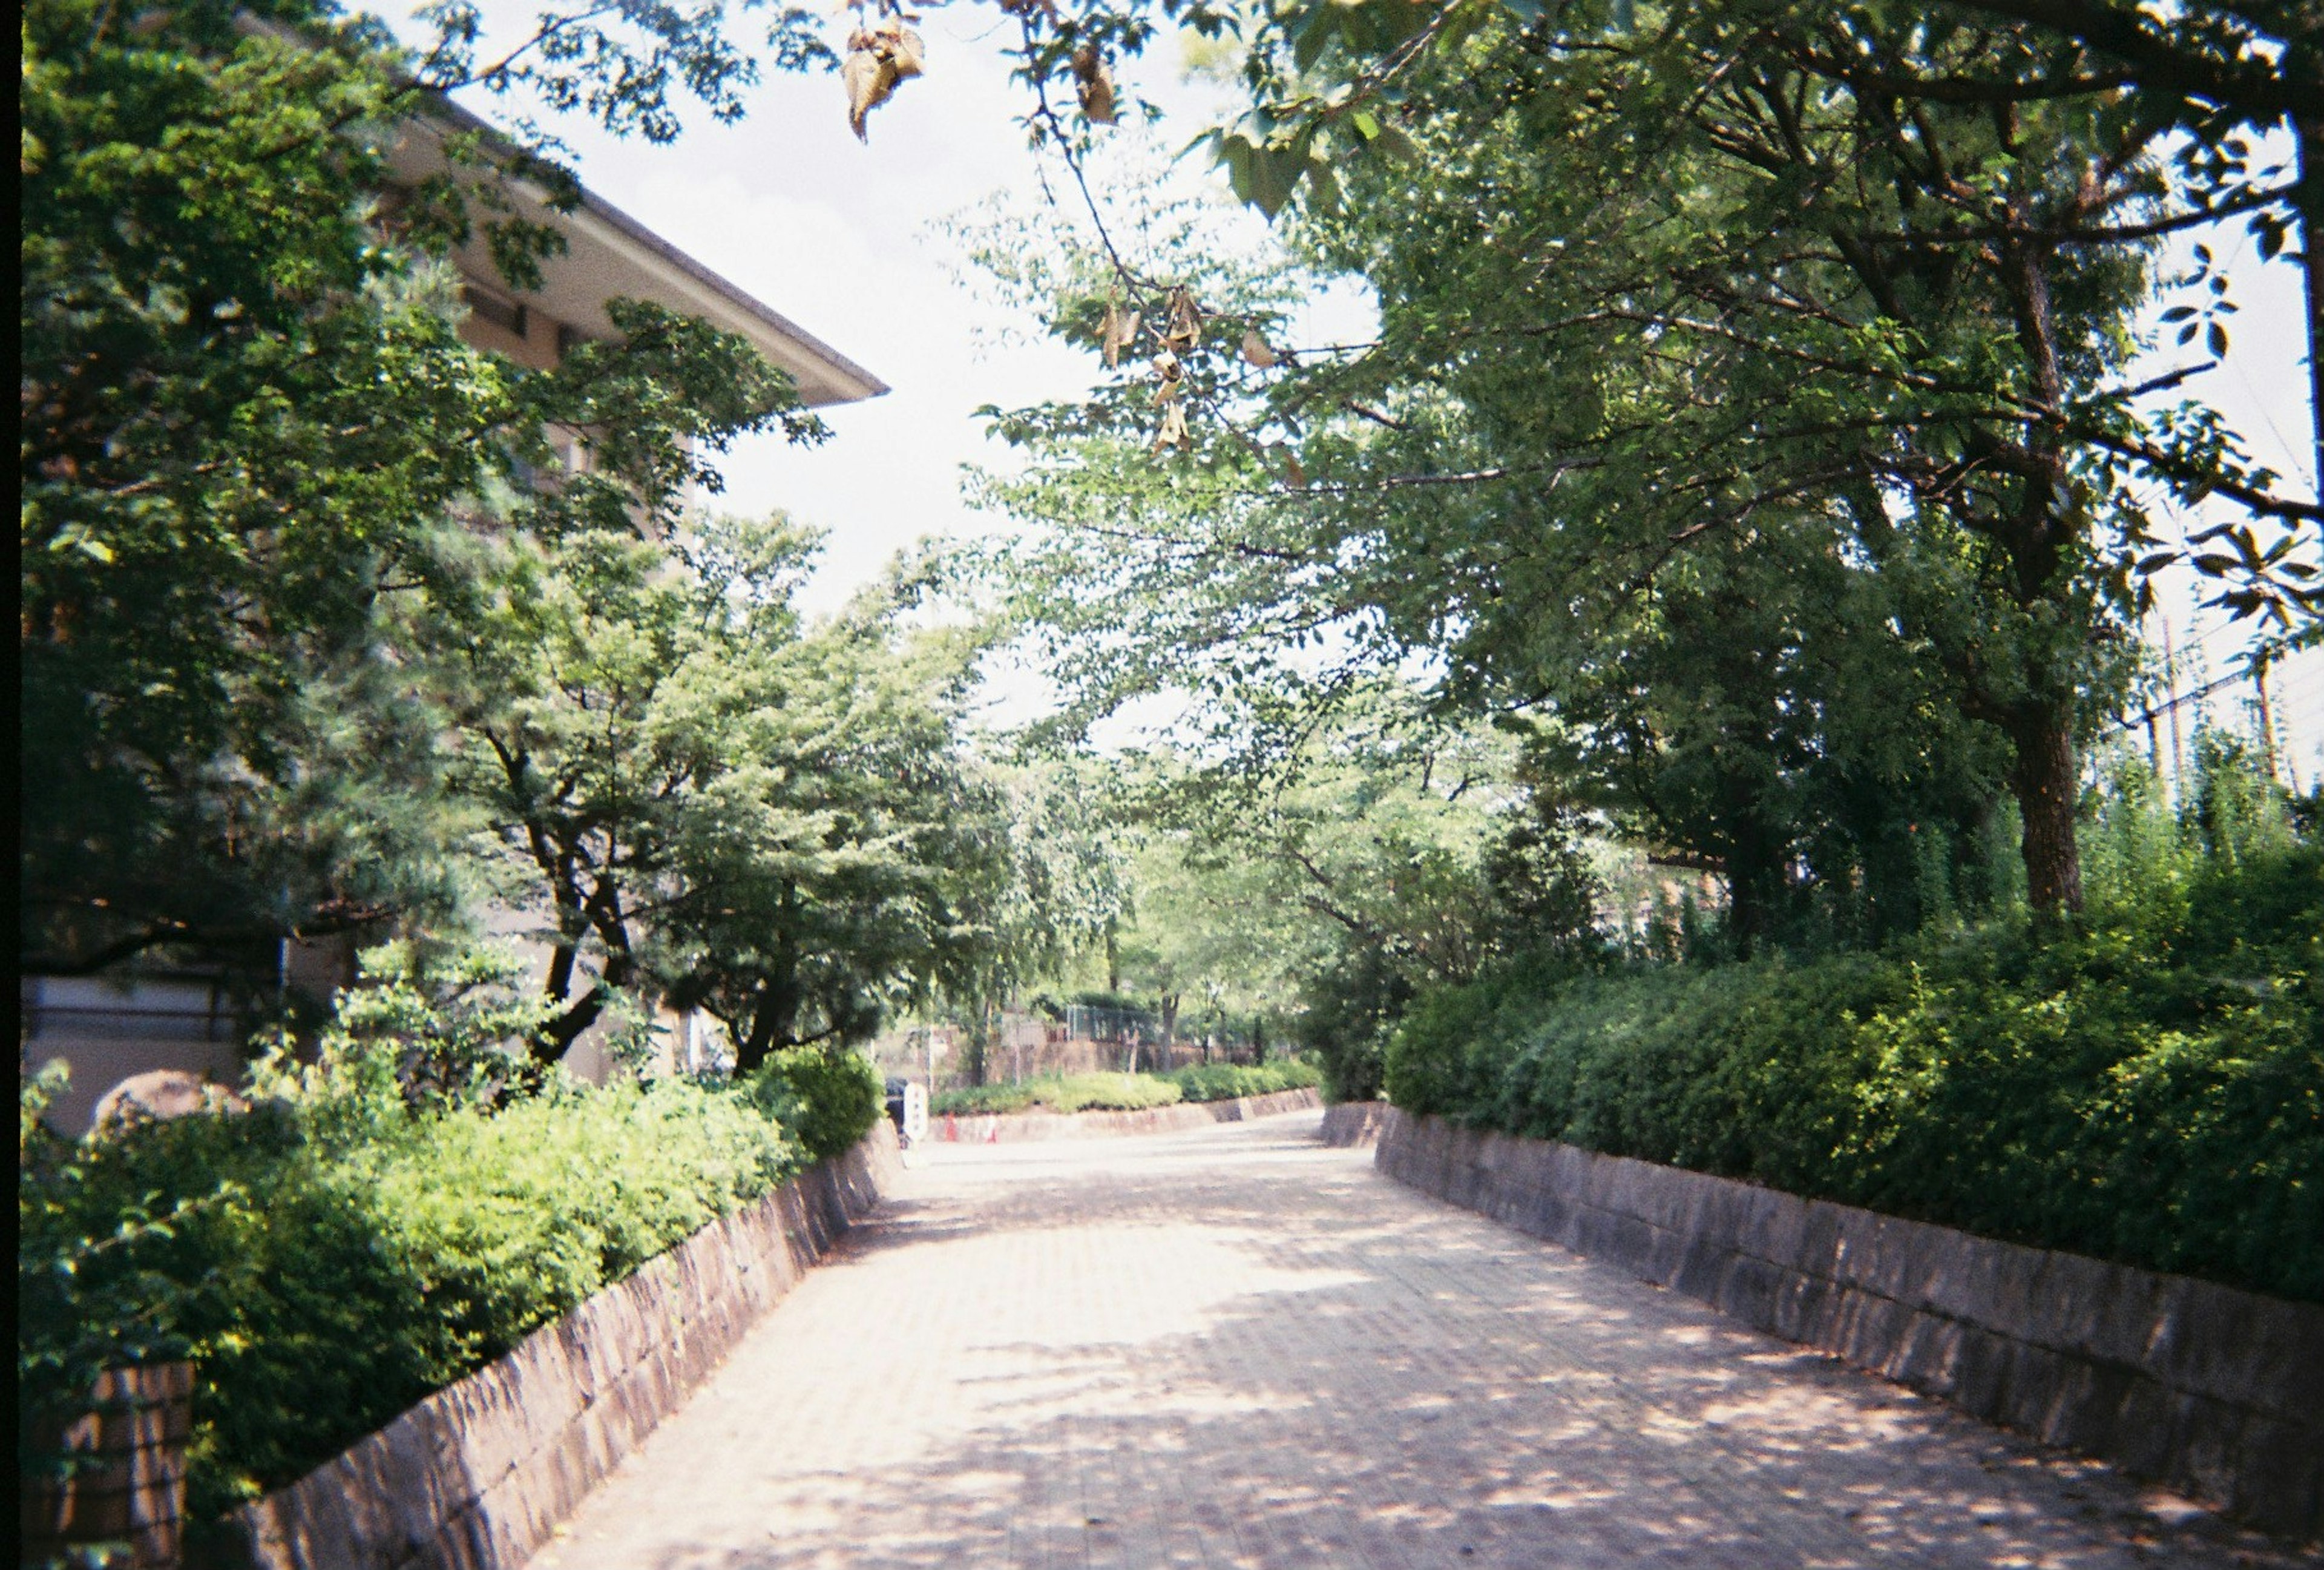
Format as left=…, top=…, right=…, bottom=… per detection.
left=2109, top=669, right=2244, bottom=734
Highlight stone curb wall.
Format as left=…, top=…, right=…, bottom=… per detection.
left=1319, top=1100, right=1390, bottom=1148
left=933, top=1086, right=1319, bottom=1143
left=230, top=1120, right=902, bottom=1570
left=1373, top=1108, right=2324, bottom=1540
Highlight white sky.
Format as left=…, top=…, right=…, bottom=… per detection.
left=2139, top=183, right=2321, bottom=790
left=444, top=10, right=1244, bottom=616
left=435, top=13, right=2320, bottom=781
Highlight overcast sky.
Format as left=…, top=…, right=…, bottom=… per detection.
left=439, top=13, right=2320, bottom=781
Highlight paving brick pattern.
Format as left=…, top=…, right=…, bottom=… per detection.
left=527, top=1111, right=2302, bottom=1569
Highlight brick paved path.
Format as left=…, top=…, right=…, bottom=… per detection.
left=528, top=1110, right=2296, bottom=1569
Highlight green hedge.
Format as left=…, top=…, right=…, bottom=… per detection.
left=932, top=1072, right=1183, bottom=1115
left=19, top=1073, right=804, bottom=1539
left=746, top=1046, right=884, bottom=1162
left=930, top=1059, right=1321, bottom=1117
left=19, top=938, right=901, bottom=1554
left=1169, top=1060, right=1321, bottom=1102
left=1385, top=845, right=2324, bottom=1302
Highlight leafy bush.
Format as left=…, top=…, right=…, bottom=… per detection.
left=932, top=1072, right=1184, bottom=1115
left=928, top=1060, right=1324, bottom=1116
left=929, top=1081, right=1043, bottom=1115
left=1384, top=841, right=2324, bottom=1302
left=746, top=1046, right=884, bottom=1163
left=19, top=970, right=805, bottom=1544
left=1169, top=1060, right=1322, bottom=1102
left=1295, top=942, right=1416, bottom=1102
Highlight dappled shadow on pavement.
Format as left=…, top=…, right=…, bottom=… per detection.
left=527, top=1112, right=2304, bottom=1570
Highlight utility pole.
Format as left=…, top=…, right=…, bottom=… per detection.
left=2162, top=615, right=2188, bottom=798
left=2254, top=646, right=2280, bottom=784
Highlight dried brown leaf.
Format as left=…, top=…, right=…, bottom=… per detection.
left=877, top=16, right=925, bottom=79
left=842, top=45, right=890, bottom=141
left=1151, top=348, right=1183, bottom=400
left=842, top=18, right=925, bottom=141
left=1100, top=302, right=1141, bottom=369
left=1163, top=286, right=1202, bottom=351
left=1072, top=44, right=1117, bottom=124
left=1154, top=402, right=1192, bottom=455
left=1240, top=327, right=1279, bottom=368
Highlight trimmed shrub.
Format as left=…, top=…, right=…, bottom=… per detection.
left=20, top=1069, right=801, bottom=1539
left=929, top=1080, right=1043, bottom=1115
left=1384, top=843, right=2324, bottom=1302
left=929, top=1060, right=1324, bottom=1116
left=1169, top=1060, right=1322, bottom=1102
left=932, top=1072, right=1184, bottom=1115
left=747, top=1046, right=884, bottom=1163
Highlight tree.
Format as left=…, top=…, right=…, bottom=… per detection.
left=972, top=11, right=2236, bottom=913
left=656, top=586, right=1021, bottom=1075
left=1279, top=7, right=2189, bottom=911
left=1930, top=0, right=2324, bottom=484
left=1212, top=1, right=2316, bottom=524
left=1085, top=689, right=1600, bottom=1095
left=433, top=511, right=1023, bottom=1072
left=20, top=0, right=812, bottom=973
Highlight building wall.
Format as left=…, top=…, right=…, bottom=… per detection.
left=21, top=976, right=251, bottom=1135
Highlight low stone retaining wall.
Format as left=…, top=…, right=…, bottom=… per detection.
left=22, top=1362, right=195, bottom=1568
left=229, top=1120, right=901, bottom=1570
left=1373, top=1108, right=2324, bottom=1540
left=1319, top=1100, right=1390, bottom=1148
left=933, top=1086, right=1319, bottom=1143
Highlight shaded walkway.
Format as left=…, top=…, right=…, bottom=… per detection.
left=527, top=1110, right=2296, bottom=1568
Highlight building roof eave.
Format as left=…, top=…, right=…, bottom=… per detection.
left=388, top=101, right=888, bottom=407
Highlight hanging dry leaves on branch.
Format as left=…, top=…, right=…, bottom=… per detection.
left=1071, top=42, right=1117, bottom=125
left=843, top=15, right=925, bottom=142
left=1239, top=327, right=1279, bottom=368
left=1099, top=299, right=1141, bottom=368
left=1163, top=286, right=1203, bottom=352
left=1150, top=348, right=1184, bottom=400
left=1150, top=344, right=1192, bottom=455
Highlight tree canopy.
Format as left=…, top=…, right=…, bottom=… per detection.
left=22, top=0, right=2320, bottom=1080
left=20, top=0, right=813, bottom=976
left=19, top=0, right=1041, bottom=1075
left=965, top=4, right=2319, bottom=924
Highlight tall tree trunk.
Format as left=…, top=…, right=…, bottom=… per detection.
left=735, top=971, right=800, bottom=1077
left=967, top=1000, right=991, bottom=1086
left=531, top=882, right=637, bottom=1063
left=735, top=885, right=801, bottom=1077
left=531, top=937, right=594, bottom=1064
left=534, top=985, right=605, bottom=1064
left=2005, top=705, right=2084, bottom=915
left=1720, top=806, right=1790, bottom=954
